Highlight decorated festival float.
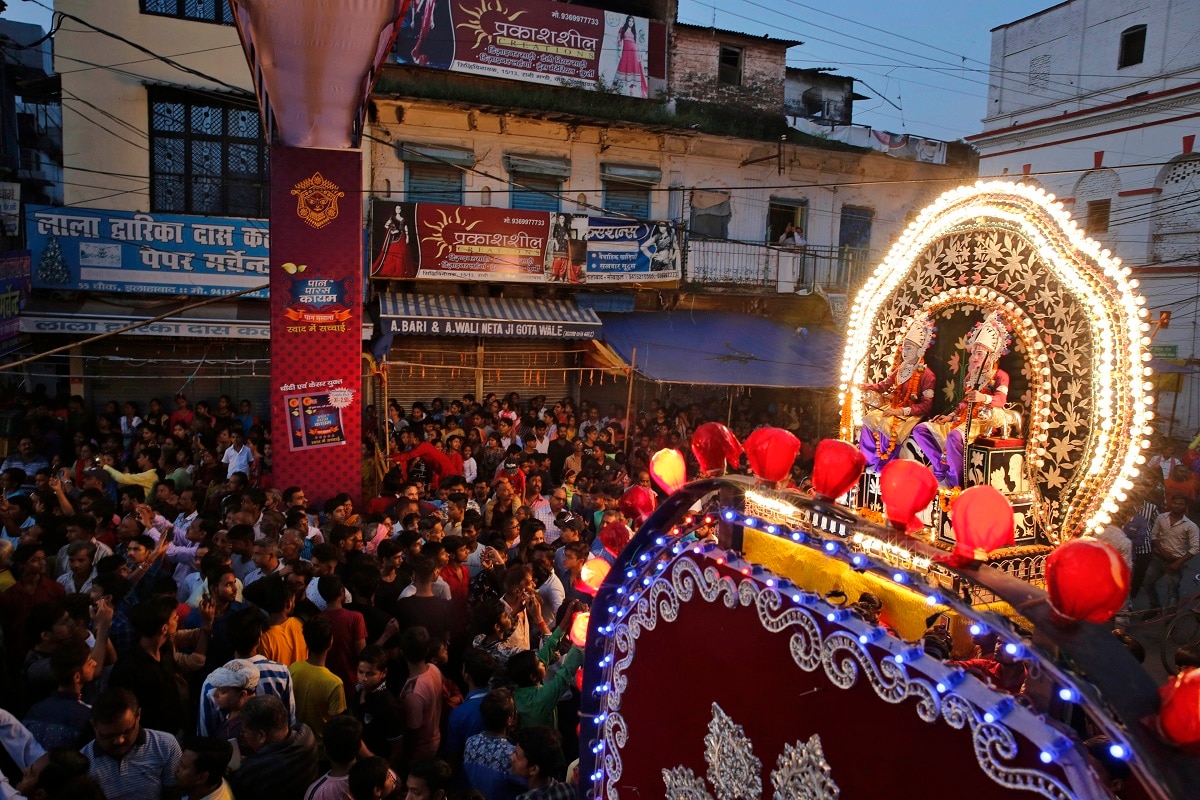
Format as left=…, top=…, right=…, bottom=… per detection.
left=573, top=183, right=1200, bottom=799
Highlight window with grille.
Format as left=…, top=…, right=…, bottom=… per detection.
left=404, top=163, right=464, bottom=205
left=1119, top=25, right=1147, bottom=69
left=603, top=180, right=651, bottom=219
left=510, top=173, right=562, bottom=212
left=718, top=46, right=743, bottom=87
left=1085, top=199, right=1111, bottom=234
left=141, top=0, right=234, bottom=25
left=148, top=87, right=267, bottom=218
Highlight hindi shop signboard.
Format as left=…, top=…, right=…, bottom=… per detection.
left=0, top=251, right=31, bottom=345
left=394, top=0, right=661, bottom=99
left=369, top=201, right=680, bottom=284
left=26, top=206, right=269, bottom=298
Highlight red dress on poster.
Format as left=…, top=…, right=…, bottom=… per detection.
left=614, top=17, right=648, bottom=99
left=372, top=206, right=417, bottom=278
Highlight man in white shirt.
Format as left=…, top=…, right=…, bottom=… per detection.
left=1144, top=494, right=1200, bottom=611
left=778, top=222, right=806, bottom=249
left=221, top=430, right=255, bottom=480
left=530, top=420, right=552, bottom=454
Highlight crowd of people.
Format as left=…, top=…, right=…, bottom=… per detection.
left=0, top=387, right=815, bottom=800
left=2, top=382, right=1192, bottom=800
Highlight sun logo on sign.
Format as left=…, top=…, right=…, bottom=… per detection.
left=422, top=207, right=479, bottom=260
left=456, top=0, right=528, bottom=50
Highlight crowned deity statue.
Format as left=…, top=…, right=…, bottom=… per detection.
left=911, top=310, right=1014, bottom=488
left=858, top=310, right=937, bottom=471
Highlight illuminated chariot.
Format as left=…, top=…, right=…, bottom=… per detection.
left=574, top=185, right=1197, bottom=799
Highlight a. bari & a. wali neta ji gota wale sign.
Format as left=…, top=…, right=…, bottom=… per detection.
left=369, top=200, right=681, bottom=284
left=394, top=0, right=665, bottom=99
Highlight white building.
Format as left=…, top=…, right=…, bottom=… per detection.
left=968, top=0, right=1200, bottom=437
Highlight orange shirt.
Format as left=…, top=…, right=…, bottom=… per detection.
left=258, top=616, right=308, bottom=666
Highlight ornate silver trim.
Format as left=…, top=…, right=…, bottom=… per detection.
left=662, top=702, right=838, bottom=800
left=596, top=555, right=1090, bottom=800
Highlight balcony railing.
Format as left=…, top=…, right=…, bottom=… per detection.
left=685, top=239, right=877, bottom=293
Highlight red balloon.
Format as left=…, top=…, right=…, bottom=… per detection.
left=576, top=557, right=611, bottom=596
left=650, top=449, right=688, bottom=494
left=949, top=486, right=1015, bottom=562
left=691, top=422, right=743, bottom=476
left=810, top=439, right=866, bottom=500
left=744, top=427, right=802, bottom=484
left=1160, top=668, right=1200, bottom=747
left=569, top=611, right=591, bottom=648
left=599, top=520, right=633, bottom=556
left=880, top=460, right=938, bottom=533
left=1045, top=539, right=1130, bottom=623
left=618, top=485, right=657, bottom=527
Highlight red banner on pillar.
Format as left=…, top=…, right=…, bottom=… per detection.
left=270, top=146, right=363, bottom=505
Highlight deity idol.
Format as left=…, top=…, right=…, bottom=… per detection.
left=911, top=310, right=1013, bottom=488
left=858, top=310, right=937, bottom=470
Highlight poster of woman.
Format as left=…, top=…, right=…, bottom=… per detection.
left=370, top=202, right=420, bottom=279
left=599, top=12, right=649, bottom=98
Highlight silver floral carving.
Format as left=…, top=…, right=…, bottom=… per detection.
left=662, top=703, right=835, bottom=800
left=598, top=555, right=1085, bottom=800
left=772, top=735, right=841, bottom=800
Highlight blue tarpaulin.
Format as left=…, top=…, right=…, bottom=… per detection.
left=600, top=312, right=842, bottom=388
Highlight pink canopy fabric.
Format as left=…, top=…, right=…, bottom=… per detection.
left=228, top=0, right=407, bottom=148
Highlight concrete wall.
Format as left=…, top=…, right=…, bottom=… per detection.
left=985, top=0, right=1200, bottom=126
left=670, top=27, right=788, bottom=113
left=55, top=0, right=253, bottom=210
left=974, top=0, right=1200, bottom=434
left=369, top=99, right=970, bottom=253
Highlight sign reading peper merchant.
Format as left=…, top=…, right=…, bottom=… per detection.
left=393, top=0, right=662, bottom=99
left=26, top=206, right=269, bottom=298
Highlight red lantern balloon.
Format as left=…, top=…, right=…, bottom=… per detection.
left=810, top=439, right=866, bottom=500
left=691, top=422, right=742, bottom=476
left=569, top=611, right=591, bottom=648
left=949, top=486, right=1015, bottom=562
left=650, top=449, right=688, bottom=494
left=1160, top=668, right=1200, bottom=747
left=618, top=485, right=657, bottom=527
left=1044, top=539, right=1130, bottom=623
left=880, top=460, right=938, bottom=533
left=576, top=557, right=611, bottom=596
left=744, top=427, right=801, bottom=484
left=599, top=521, right=633, bottom=557
left=574, top=666, right=584, bottom=693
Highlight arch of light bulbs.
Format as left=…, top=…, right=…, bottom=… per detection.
left=838, top=181, right=1153, bottom=539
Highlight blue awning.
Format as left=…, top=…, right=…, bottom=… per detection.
left=600, top=311, right=842, bottom=388
left=378, top=293, right=601, bottom=339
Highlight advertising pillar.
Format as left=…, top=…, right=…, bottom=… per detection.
left=269, top=145, right=363, bottom=504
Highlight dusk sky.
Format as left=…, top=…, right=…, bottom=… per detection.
left=4, top=0, right=1059, bottom=141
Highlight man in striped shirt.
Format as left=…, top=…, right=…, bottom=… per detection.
left=83, top=688, right=181, bottom=800
left=197, top=607, right=295, bottom=736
